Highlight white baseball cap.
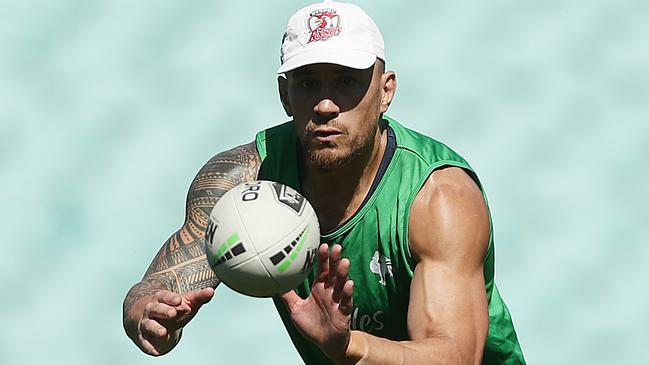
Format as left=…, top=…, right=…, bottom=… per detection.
left=278, top=1, right=385, bottom=74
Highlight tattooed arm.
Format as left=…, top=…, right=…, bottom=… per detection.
left=122, top=142, right=260, bottom=356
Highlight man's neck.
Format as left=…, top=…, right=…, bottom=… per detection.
left=301, top=128, right=387, bottom=233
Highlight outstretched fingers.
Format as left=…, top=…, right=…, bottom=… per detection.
left=312, top=243, right=353, bottom=315
left=331, top=257, right=349, bottom=303
left=315, top=243, right=330, bottom=283
left=326, top=244, right=343, bottom=287
left=325, top=244, right=354, bottom=316
left=331, top=255, right=354, bottom=316
left=339, top=280, right=354, bottom=316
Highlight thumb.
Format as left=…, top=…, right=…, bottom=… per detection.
left=185, top=287, right=215, bottom=309
left=278, top=290, right=302, bottom=312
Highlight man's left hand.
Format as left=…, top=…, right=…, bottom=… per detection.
left=279, top=243, right=354, bottom=362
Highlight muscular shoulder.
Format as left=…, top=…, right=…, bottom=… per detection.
left=408, top=166, right=489, bottom=267
left=185, top=142, right=261, bottom=217
left=195, top=142, right=260, bottom=183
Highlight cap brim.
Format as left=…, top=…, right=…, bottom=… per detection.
left=277, top=49, right=377, bottom=74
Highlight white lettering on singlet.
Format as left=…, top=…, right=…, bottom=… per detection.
left=351, top=307, right=385, bottom=333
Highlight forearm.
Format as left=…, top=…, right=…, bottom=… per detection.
left=339, top=330, right=461, bottom=365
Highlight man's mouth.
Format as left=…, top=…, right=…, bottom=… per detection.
left=311, top=128, right=342, bottom=142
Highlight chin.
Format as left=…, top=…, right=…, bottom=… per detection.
left=306, top=147, right=353, bottom=170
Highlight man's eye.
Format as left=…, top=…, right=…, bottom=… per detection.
left=300, top=79, right=316, bottom=89
left=339, top=77, right=355, bottom=86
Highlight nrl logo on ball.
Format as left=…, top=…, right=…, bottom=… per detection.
left=271, top=182, right=307, bottom=215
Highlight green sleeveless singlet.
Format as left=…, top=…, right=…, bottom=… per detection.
left=255, top=115, right=525, bottom=365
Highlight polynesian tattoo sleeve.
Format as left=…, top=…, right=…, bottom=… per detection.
left=123, top=142, right=260, bottom=311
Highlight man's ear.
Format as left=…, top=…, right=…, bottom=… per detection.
left=379, top=71, right=397, bottom=114
left=278, top=75, right=293, bottom=117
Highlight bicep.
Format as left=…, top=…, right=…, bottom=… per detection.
left=142, top=142, right=261, bottom=292
left=407, top=259, right=489, bottom=362
left=406, top=167, right=490, bottom=364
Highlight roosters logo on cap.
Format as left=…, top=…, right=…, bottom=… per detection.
left=307, top=8, right=341, bottom=43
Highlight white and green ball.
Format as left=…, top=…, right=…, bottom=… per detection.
left=205, top=180, right=320, bottom=297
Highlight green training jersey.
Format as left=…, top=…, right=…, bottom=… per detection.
left=255, top=115, right=525, bottom=365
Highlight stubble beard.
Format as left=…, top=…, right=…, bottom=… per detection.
left=305, top=143, right=354, bottom=170
left=303, top=127, right=377, bottom=172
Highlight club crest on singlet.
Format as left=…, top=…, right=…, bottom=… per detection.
left=370, top=251, right=393, bottom=286
left=307, top=8, right=342, bottom=43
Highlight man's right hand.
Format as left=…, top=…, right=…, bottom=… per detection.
left=133, top=287, right=215, bottom=356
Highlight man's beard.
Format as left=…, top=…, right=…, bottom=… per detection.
left=305, top=143, right=354, bottom=170
left=300, top=118, right=380, bottom=171
left=303, top=135, right=373, bottom=171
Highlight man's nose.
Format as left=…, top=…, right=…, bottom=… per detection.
left=313, top=98, right=340, bottom=122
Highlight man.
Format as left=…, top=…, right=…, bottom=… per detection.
left=122, top=1, right=525, bottom=364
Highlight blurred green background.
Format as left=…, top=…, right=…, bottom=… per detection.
left=1, top=0, right=647, bottom=364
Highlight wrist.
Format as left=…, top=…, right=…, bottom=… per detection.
left=344, top=331, right=367, bottom=365
left=328, top=331, right=366, bottom=365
